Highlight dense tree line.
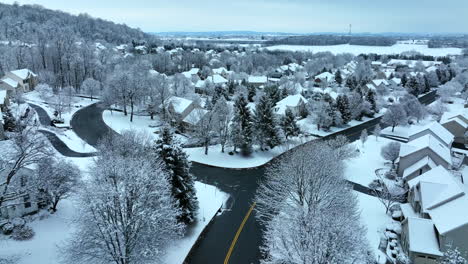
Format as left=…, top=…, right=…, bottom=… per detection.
left=266, top=35, right=397, bottom=46
left=0, top=2, right=150, bottom=44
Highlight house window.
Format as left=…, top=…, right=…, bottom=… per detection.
left=24, top=195, right=31, bottom=208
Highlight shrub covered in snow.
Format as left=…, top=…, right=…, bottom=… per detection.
left=1, top=223, right=14, bottom=235
left=11, top=225, right=35, bottom=241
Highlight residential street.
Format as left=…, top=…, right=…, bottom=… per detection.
left=31, top=90, right=437, bottom=264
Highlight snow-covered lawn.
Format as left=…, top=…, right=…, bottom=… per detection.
left=380, top=116, right=435, bottom=140
left=102, top=110, right=188, bottom=143
left=0, top=198, right=78, bottom=264
left=266, top=44, right=462, bottom=56
left=298, top=113, right=384, bottom=137
left=357, top=192, right=394, bottom=262
left=163, top=182, right=229, bottom=264
left=345, top=137, right=394, bottom=186
left=0, top=180, right=228, bottom=264
left=184, top=136, right=312, bottom=169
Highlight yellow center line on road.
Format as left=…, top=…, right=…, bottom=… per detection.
left=224, top=202, right=257, bottom=264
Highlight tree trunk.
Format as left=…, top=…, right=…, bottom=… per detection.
left=205, top=139, right=209, bottom=155
left=130, top=101, right=134, bottom=122
left=391, top=124, right=395, bottom=132
left=51, top=198, right=59, bottom=212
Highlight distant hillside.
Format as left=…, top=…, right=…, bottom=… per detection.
left=0, top=2, right=150, bottom=44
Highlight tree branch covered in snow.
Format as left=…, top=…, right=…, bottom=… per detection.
left=63, top=131, right=183, bottom=264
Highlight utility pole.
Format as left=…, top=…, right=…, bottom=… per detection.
left=349, top=24, right=352, bottom=36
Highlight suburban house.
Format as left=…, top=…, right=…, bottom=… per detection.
left=274, top=94, right=307, bottom=116
left=165, top=96, right=196, bottom=122
left=247, top=76, right=268, bottom=88
left=408, top=122, right=454, bottom=148
left=182, top=108, right=209, bottom=130
left=212, top=67, right=231, bottom=78
left=397, top=134, right=452, bottom=180
left=369, top=79, right=390, bottom=91
left=0, top=89, right=9, bottom=111
left=207, top=74, right=228, bottom=86
left=182, top=68, right=200, bottom=80
left=440, top=112, right=468, bottom=145
left=0, top=69, right=37, bottom=95
left=400, top=166, right=468, bottom=263
left=390, top=77, right=402, bottom=86
left=314, top=72, right=335, bottom=87
left=0, top=167, right=39, bottom=219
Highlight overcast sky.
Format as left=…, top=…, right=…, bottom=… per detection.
left=4, top=0, right=468, bottom=33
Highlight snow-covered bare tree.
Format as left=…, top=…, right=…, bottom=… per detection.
left=64, top=131, right=182, bottom=264
left=382, top=104, right=407, bottom=132
left=381, top=141, right=401, bottom=166
left=35, top=157, right=81, bottom=212
left=372, top=174, right=405, bottom=214
left=360, top=129, right=368, bottom=146
left=81, top=78, right=101, bottom=100
left=373, top=124, right=381, bottom=141
left=0, top=118, right=51, bottom=208
left=438, top=247, right=467, bottom=264
left=212, top=97, right=232, bottom=153
left=256, top=140, right=371, bottom=264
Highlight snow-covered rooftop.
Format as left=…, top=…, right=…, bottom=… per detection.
left=371, top=79, right=389, bottom=87
left=406, top=217, right=443, bottom=256
left=314, top=72, right=334, bottom=81
left=208, top=74, right=228, bottom=84
left=10, top=69, right=36, bottom=80
left=441, top=112, right=468, bottom=129
left=400, top=134, right=452, bottom=165
left=402, top=156, right=436, bottom=179
left=408, top=122, right=454, bottom=146
left=1, top=78, right=18, bottom=88
left=183, top=109, right=208, bottom=126
left=274, top=94, right=306, bottom=115
left=248, top=76, right=267, bottom=84
left=167, top=96, right=193, bottom=114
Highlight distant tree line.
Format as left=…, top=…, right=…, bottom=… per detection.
left=266, top=35, right=397, bottom=46
left=428, top=35, right=468, bottom=48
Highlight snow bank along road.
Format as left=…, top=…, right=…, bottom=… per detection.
left=55, top=90, right=437, bottom=264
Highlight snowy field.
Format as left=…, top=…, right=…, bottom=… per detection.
left=266, top=44, right=462, bottom=56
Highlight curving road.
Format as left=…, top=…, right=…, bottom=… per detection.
left=66, top=90, right=437, bottom=264
left=28, top=103, right=96, bottom=157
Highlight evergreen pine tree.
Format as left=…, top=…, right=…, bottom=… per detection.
left=336, top=95, right=352, bottom=124
left=401, top=74, right=408, bottom=87
left=366, top=89, right=378, bottom=113
left=281, top=108, right=300, bottom=139
left=154, top=127, right=198, bottom=225
left=2, top=106, right=16, bottom=132
left=230, top=94, right=254, bottom=155
left=423, top=75, right=431, bottom=93
left=247, top=85, right=256, bottom=102
left=335, top=70, right=343, bottom=86
left=406, top=76, right=420, bottom=96
left=254, top=94, right=283, bottom=149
